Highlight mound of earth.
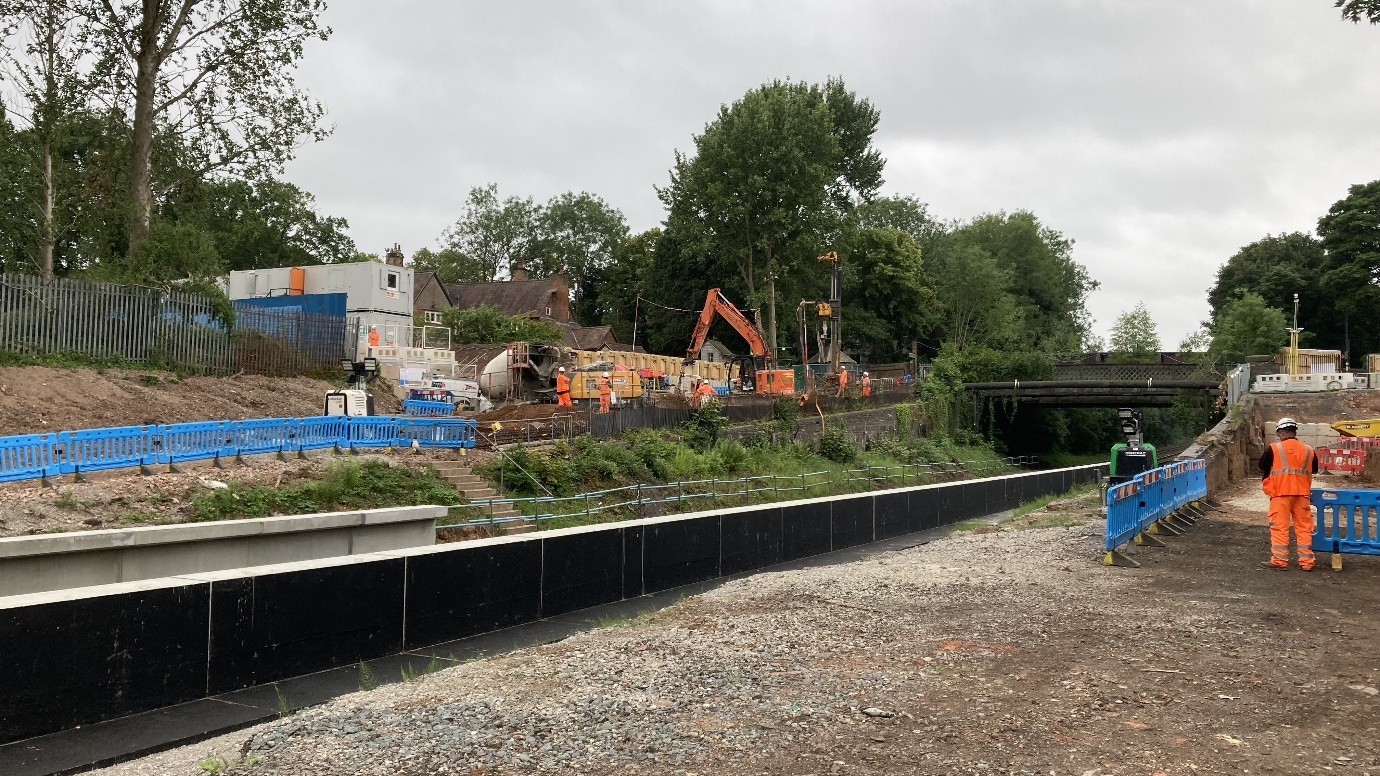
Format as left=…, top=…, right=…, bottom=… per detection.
left=0, top=366, right=400, bottom=435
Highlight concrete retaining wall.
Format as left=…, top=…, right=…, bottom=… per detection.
left=0, top=464, right=1104, bottom=745
left=0, top=506, right=445, bottom=598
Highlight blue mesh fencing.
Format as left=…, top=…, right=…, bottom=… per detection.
left=348, top=417, right=399, bottom=448
left=395, top=417, right=476, bottom=448
left=1104, top=458, right=1207, bottom=553
left=296, top=416, right=349, bottom=451
left=231, top=418, right=296, bottom=456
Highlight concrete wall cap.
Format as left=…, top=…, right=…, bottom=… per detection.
left=0, top=575, right=202, bottom=610
left=172, top=551, right=398, bottom=582
left=0, top=507, right=442, bottom=559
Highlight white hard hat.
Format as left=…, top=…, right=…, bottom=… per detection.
left=863, top=371, right=869, bottom=376
left=603, top=371, right=610, bottom=377
left=1276, top=417, right=1299, bottom=431
left=558, top=367, right=565, bottom=372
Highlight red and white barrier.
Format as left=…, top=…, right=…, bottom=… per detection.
left=1318, top=447, right=1367, bottom=474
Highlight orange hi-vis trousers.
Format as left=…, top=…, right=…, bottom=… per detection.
left=1268, top=494, right=1314, bottom=569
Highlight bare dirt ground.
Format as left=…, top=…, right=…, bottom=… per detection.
left=0, top=450, right=468, bottom=537
left=0, top=366, right=401, bottom=435
left=89, top=476, right=1380, bottom=776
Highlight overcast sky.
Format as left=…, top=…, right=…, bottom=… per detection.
left=282, top=1, right=1380, bottom=349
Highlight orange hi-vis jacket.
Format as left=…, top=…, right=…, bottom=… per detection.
left=598, top=377, right=611, bottom=397
left=1262, top=438, right=1315, bottom=498
left=556, top=373, right=570, bottom=394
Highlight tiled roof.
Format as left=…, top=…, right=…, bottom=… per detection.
left=444, top=279, right=559, bottom=318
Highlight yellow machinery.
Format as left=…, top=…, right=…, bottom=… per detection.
left=1332, top=419, right=1380, bottom=437
left=567, top=370, right=643, bottom=401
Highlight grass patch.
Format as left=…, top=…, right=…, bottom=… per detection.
left=119, top=510, right=160, bottom=524
left=1013, top=482, right=1100, bottom=518
left=1038, top=452, right=1108, bottom=469
left=191, top=460, right=462, bottom=521
left=0, top=348, right=206, bottom=376
left=196, top=756, right=230, bottom=774
left=358, top=660, right=379, bottom=692
left=52, top=490, right=87, bottom=511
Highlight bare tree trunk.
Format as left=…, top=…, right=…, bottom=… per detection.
left=128, top=28, right=162, bottom=259
left=40, top=138, right=54, bottom=278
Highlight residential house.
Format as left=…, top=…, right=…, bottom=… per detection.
left=442, top=260, right=573, bottom=323
left=413, top=271, right=451, bottom=325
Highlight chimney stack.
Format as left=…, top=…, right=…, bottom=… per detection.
left=385, top=243, right=404, bottom=267
left=510, top=258, right=530, bottom=281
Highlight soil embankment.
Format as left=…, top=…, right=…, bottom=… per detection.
left=0, top=366, right=401, bottom=435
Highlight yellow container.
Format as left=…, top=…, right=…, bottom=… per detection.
left=568, top=370, right=643, bottom=400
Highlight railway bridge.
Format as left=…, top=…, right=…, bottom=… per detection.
left=962, top=363, right=1221, bottom=408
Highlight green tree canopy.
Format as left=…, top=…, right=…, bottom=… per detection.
left=1338, top=0, right=1380, bottom=23
left=1211, top=291, right=1288, bottom=364
left=440, top=184, right=543, bottom=282
left=1319, top=181, right=1380, bottom=357
left=536, top=191, right=629, bottom=319
left=410, top=247, right=487, bottom=285
left=837, top=227, right=937, bottom=360
left=927, top=243, right=1021, bottom=351
left=440, top=304, right=562, bottom=345
left=1108, top=303, right=1161, bottom=357
left=1206, top=232, right=1333, bottom=346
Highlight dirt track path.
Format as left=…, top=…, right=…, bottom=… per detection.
left=94, top=481, right=1380, bottom=776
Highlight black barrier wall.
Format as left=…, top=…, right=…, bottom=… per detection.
left=0, top=464, right=1106, bottom=745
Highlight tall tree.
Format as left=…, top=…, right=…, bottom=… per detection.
left=85, top=0, right=331, bottom=257
left=928, top=243, right=1021, bottom=351
left=837, top=227, right=936, bottom=360
left=1338, top=0, right=1380, bottom=23
left=1211, top=291, right=1287, bottom=364
left=947, top=211, right=1096, bottom=353
left=440, top=184, right=542, bottom=282
left=658, top=78, right=884, bottom=355
left=536, top=191, right=629, bottom=315
left=0, top=0, right=88, bottom=277
left=1206, top=232, right=1334, bottom=347
left=1108, top=302, right=1161, bottom=357
left=1319, top=181, right=1380, bottom=357
left=410, top=246, right=486, bottom=285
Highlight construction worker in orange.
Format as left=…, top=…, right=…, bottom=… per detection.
left=835, top=368, right=849, bottom=398
left=1259, top=417, right=1319, bottom=571
left=860, top=371, right=872, bottom=397
left=367, top=326, right=380, bottom=350
left=694, top=378, right=716, bottom=407
left=598, top=371, right=612, bottom=414
left=555, top=367, right=572, bottom=408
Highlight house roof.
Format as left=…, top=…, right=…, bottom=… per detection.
left=558, top=324, right=616, bottom=351
left=414, top=271, right=450, bottom=304
left=443, top=279, right=560, bottom=318
left=702, top=339, right=734, bottom=356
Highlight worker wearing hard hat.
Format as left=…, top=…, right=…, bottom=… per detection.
left=555, top=367, right=572, bottom=408
left=693, top=378, right=716, bottom=407
left=367, top=326, right=380, bottom=349
left=1259, top=417, right=1319, bottom=571
left=860, top=371, right=872, bottom=398
left=598, top=371, right=612, bottom=414
left=835, top=368, right=849, bottom=398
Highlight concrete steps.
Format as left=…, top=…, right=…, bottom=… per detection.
left=433, top=462, right=531, bottom=528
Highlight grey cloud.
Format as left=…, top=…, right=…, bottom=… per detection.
left=283, top=0, right=1380, bottom=347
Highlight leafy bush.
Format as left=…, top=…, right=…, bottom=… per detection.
left=818, top=427, right=858, bottom=463
left=681, top=400, right=728, bottom=451
left=708, top=439, right=749, bottom=474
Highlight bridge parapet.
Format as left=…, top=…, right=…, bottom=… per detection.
left=1051, top=363, right=1206, bottom=382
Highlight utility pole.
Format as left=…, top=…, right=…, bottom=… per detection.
left=1287, top=293, right=1302, bottom=376
left=766, top=273, right=778, bottom=368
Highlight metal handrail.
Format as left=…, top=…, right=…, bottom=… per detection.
left=441, top=456, right=1033, bottom=528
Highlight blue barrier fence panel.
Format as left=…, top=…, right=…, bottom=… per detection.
left=296, top=416, right=349, bottom=451
left=1312, top=489, right=1380, bottom=557
left=402, top=400, right=454, bottom=417
left=1105, top=480, right=1141, bottom=550
left=58, top=426, right=158, bottom=474
left=159, top=421, right=233, bottom=464
left=0, top=433, right=60, bottom=482
left=394, top=417, right=477, bottom=448
left=231, top=418, right=296, bottom=456
left=348, top=417, right=398, bottom=448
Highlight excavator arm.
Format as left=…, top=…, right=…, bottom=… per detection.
left=685, top=288, right=771, bottom=363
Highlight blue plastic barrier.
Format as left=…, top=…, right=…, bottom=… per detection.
left=348, top=416, right=398, bottom=448
left=402, top=399, right=454, bottom=417
left=231, top=418, right=296, bottom=456
left=58, top=426, right=158, bottom=474
left=1104, top=458, right=1208, bottom=564
left=1104, top=480, right=1141, bottom=550
left=0, top=414, right=479, bottom=482
left=1312, top=489, right=1380, bottom=566
left=160, top=421, right=233, bottom=464
left=395, top=417, right=476, bottom=448
left=296, top=416, right=348, bottom=451
left=0, top=433, right=60, bottom=482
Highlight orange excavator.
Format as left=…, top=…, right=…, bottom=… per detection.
left=685, top=288, right=795, bottom=396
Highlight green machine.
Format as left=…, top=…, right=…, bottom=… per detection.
left=1109, top=407, right=1157, bottom=485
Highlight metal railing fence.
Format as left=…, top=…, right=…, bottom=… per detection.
left=443, top=456, right=1035, bottom=528
left=0, top=273, right=231, bottom=370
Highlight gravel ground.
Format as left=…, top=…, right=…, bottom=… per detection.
left=88, top=482, right=1380, bottom=776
